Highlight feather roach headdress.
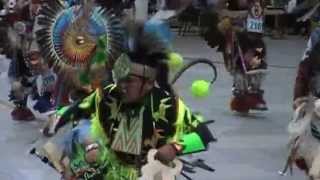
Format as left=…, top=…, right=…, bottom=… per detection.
left=112, top=19, right=173, bottom=84
left=113, top=20, right=218, bottom=99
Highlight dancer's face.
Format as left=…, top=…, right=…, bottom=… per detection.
left=251, top=1, right=262, bottom=18
left=118, top=74, right=154, bottom=104
left=28, top=51, right=42, bottom=73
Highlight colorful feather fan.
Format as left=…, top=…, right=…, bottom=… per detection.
left=36, top=0, right=124, bottom=87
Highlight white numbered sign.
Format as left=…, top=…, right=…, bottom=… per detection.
left=246, top=17, right=263, bottom=33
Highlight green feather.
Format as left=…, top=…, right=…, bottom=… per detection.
left=97, top=35, right=108, bottom=50
left=79, top=72, right=90, bottom=85
left=93, top=51, right=107, bottom=64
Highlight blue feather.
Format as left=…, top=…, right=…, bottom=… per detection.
left=64, top=0, right=80, bottom=7
left=144, top=19, right=174, bottom=46
left=88, top=8, right=106, bottom=37
left=52, top=9, right=74, bottom=47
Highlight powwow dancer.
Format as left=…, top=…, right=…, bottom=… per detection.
left=200, top=0, right=268, bottom=113
left=32, top=19, right=217, bottom=180
left=29, top=1, right=219, bottom=179
left=294, top=27, right=320, bottom=109
left=2, top=0, right=42, bottom=120
left=281, top=41, right=320, bottom=180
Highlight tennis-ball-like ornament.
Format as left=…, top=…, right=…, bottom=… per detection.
left=168, top=52, right=183, bottom=71
left=191, top=80, right=211, bottom=98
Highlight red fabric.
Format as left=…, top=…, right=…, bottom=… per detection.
left=3, top=4, right=31, bottom=25
left=246, top=93, right=266, bottom=107
left=11, top=107, right=35, bottom=121
left=230, top=96, right=250, bottom=113
left=230, top=93, right=266, bottom=112
left=295, top=158, right=308, bottom=171
left=53, top=77, right=70, bottom=107
left=5, top=13, right=23, bottom=26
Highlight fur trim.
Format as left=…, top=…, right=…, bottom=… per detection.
left=314, top=99, right=320, bottom=118
left=11, top=80, right=26, bottom=99
left=309, top=152, right=320, bottom=178
left=288, top=98, right=313, bottom=142
left=294, top=96, right=309, bottom=110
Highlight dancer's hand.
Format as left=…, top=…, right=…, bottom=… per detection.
left=155, top=143, right=182, bottom=164
left=293, top=97, right=308, bottom=110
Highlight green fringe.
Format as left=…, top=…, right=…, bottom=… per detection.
left=89, top=90, right=138, bottom=179
left=93, top=51, right=107, bottom=64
